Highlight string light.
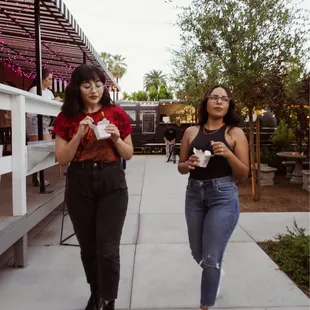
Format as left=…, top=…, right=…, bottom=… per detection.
left=0, top=58, right=35, bottom=79
left=0, top=0, right=117, bottom=89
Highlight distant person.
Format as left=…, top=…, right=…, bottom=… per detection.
left=26, top=68, right=61, bottom=187
left=164, top=125, right=177, bottom=162
left=178, top=85, right=249, bottom=309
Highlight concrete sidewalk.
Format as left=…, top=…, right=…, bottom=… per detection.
left=0, top=155, right=309, bottom=310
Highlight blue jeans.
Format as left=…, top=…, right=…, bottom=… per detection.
left=185, top=176, right=239, bottom=307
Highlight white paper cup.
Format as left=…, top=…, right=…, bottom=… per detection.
left=94, top=124, right=111, bottom=140
left=198, top=154, right=211, bottom=168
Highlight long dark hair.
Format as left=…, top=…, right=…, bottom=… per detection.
left=198, top=85, right=241, bottom=128
left=28, top=68, right=51, bottom=90
left=62, top=64, right=112, bottom=118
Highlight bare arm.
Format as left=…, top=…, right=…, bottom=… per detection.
left=55, top=115, right=93, bottom=166
left=55, top=135, right=81, bottom=166
left=178, top=127, right=199, bottom=174
left=226, top=128, right=249, bottom=181
left=114, top=135, right=133, bottom=160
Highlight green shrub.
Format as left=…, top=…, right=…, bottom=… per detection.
left=264, top=220, right=309, bottom=294
left=271, top=119, right=295, bottom=151
left=260, top=145, right=276, bottom=166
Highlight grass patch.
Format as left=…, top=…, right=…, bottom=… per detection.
left=259, top=220, right=310, bottom=297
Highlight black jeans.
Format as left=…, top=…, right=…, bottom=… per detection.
left=65, top=161, right=128, bottom=301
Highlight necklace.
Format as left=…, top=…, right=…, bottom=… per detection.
left=203, top=126, right=222, bottom=136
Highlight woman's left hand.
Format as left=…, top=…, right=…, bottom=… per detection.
left=211, top=141, right=232, bottom=159
left=106, top=123, right=120, bottom=143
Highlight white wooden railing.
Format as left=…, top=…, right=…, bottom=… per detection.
left=0, top=84, right=62, bottom=216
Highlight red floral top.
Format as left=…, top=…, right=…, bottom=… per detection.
left=53, top=105, right=132, bottom=162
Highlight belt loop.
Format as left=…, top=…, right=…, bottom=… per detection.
left=212, top=179, right=217, bottom=189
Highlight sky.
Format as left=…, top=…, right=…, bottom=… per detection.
left=63, top=0, right=310, bottom=95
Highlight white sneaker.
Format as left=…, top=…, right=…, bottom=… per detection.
left=37, top=177, right=50, bottom=187
left=216, top=269, right=225, bottom=298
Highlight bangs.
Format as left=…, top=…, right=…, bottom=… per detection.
left=74, top=65, right=106, bottom=85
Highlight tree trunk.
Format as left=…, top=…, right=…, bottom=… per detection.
left=255, top=117, right=261, bottom=201
left=249, top=112, right=257, bottom=201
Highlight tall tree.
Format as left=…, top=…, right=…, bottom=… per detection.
left=158, top=84, right=174, bottom=100
left=171, top=47, right=222, bottom=108
left=111, top=54, right=127, bottom=82
left=144, top=70, right=167, bottom=92
left=100, top=52, right=113, bottom=71
left=131, top=90, right=148, bottom=101
left=100, top=52, right=128, bottom=100
left=122, top=91, right=130, bottom=100
left=175, top=0, right=309, bottom=200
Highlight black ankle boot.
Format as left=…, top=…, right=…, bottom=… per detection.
left=102, top=300, right=115, bottom=310
left=85, top=291, right=102, bottom=310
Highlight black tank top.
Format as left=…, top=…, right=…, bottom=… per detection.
left=188, top=125, right=232, bottom=180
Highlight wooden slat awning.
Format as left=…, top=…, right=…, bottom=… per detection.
left=0, top=0, right=120, bottom=90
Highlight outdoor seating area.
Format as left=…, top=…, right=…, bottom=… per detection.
left=0, top=0, right=309, bottom=309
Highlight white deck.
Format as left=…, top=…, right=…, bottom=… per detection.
left=0, top=84, right=63, bottom=266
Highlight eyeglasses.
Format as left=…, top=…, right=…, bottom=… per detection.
left=208, top=95, right=230, bottom=103
left=81, top=82, right=104, bottom=92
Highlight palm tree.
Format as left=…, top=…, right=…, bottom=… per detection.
left=100, top=52, right=113, bottom=71
left=144, top=70, right=167, bottom=92
left=111, top=54, right=127, bottom=83
left=100, top=53, right=127, bottom=101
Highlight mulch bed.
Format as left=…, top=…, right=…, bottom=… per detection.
left=238, top=175, right=309, bottom=212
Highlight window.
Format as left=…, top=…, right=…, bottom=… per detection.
left=125, top=110, right=136, bottom=124
left=141, top=112, right=156, bottom=134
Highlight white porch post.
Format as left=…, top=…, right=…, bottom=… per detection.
left=11, top=94, right=27, bottom=216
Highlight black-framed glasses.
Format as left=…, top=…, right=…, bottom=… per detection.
left=208, top=95, right=230, bottom=103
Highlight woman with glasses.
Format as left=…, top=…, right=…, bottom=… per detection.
left=53, top=64, right=133, bottom=310
left=178, top=85, right=249, bottom=309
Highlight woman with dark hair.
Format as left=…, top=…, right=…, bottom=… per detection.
left=27, top=69, right=62, bottom=186
left=27, top=69, right=54, bottom=141
left=27, top=68, right=56, bottom=186
left=178, top=85, right=249, bottom=309
left=53, top=64, right=133, bottom=310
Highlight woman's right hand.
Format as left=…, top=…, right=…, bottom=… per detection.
left=187, top=154, right=200, bottom=170
left=76, top=116, right=94, bottom=139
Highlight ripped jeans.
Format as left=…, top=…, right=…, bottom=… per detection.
left=185, top=176, right=239, bottom=307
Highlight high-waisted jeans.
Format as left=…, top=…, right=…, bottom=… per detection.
left=185, top=175, right=239, bottom=307
left=65, top=160, right=128, bottom=301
